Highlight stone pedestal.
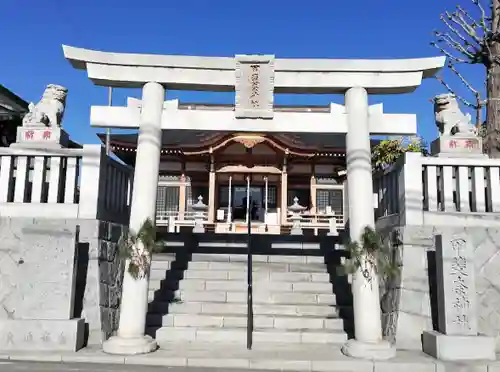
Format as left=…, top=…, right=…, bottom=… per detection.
left=0, top=220, right=85, bottom=351
left=0, top=319, right=85, bottom=351
left=422, top=232, right=496, bottom=361
left=431, top=135, right=486, bottom=158
left=422, top=331, right=495, bottom=361
left=11, top=126, right=70, bottom=149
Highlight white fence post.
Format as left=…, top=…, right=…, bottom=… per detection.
left=0, top=156, right=13, bottom=203
left=78, top=144, right=105, bottom=219
left=398, top=152, right=424, bottom=225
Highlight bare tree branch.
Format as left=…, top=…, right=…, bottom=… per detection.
left=447, top=10, right=483, bottom=43
left=462, top=1, right=490, bottom=33
left=440, top=15, right=471, bottom=44
left=430, top=41, right=469, bottom=63
left=435, top=75, right=476, bottom=107
left=432, top=0, right=493, bottom=129
left=449, top=63, right=480, bottom=94
left=437, top=32, right=476, bottom=58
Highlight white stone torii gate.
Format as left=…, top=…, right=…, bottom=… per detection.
left=63, top=45, right=445, bottom=359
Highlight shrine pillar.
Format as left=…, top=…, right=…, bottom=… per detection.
left=208, top=153, right=216, bottom=223
left=280, top=156, right=288, bottom=225
left=341, top=87, right=395, bottom=360
left=103, top=81, right=165, bottom=355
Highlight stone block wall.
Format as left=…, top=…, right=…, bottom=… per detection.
left=79, top=220, right=126, bottom=345
left=378, top=225, right=500, bottom=351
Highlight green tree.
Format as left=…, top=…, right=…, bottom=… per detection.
left=371, top=136, right=427, bottom=171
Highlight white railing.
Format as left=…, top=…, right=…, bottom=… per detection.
left=286, top=212, right=345, bottom=228
left=0, top=144, right=133, bottom=224
left=156, top=211, right=209, bottom=232
left=374, top=152, right=500, bottom=227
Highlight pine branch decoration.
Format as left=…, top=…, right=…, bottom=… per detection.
left=338, top=226, right=400, bottom=283
left=119, top=218, right=161, bottom=280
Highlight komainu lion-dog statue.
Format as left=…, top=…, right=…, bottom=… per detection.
left=22, top=84, right=68, bottom=128
left=433, top=93, right=477, bottom=136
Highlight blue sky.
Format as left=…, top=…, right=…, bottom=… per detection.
left=0, top=0, right=486, bottom=146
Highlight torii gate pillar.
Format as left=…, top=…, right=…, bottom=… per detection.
left=341, top=87, right=395, bottom=360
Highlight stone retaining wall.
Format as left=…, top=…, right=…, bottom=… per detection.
left=79, top=220, right=126, bottom=345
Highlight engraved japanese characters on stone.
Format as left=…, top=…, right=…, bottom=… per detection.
left=235, top=55, right=275, bottom=119
left=58, top=332, right=67, bottom=345
left=435, top=233, right=478, bottom=336
left=6, top=332, right=14, bottom=345
left=249, top=64, right=261, bottom=108
left=449, top=238, right=471, bottom=330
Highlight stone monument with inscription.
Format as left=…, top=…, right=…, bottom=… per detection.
left=430, top=94, right=485, bottom=157
left=422, top=232, right=495, bottom=361
left=11, top=84, right=70, bottom=149
left=0, top=222, right=85, bottom=351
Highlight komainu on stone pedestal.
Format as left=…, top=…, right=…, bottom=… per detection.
left=431, top=94, right=485, bottom=157
left=12, top=84, right=70, bottom=148
left=22, top=84, right=68, bottom=128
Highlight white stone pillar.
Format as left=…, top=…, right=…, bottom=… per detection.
left=341, top=87, right=395, bottom=360
left=227, top=176, right=232, bottom=223
left=264, top=176, right=268, bottom=223
left=208, top=155, right=216, bottom=223
left=246, top=175, right=250, bottom=224
left=103, top=82, right=165, bottom=355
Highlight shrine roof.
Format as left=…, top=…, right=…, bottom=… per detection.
left=0, top=84, right=29, bottom=121
left=98, top=131, right=380, bottom=156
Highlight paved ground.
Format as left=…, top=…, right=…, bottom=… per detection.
left=0, top=344, right=497, bottom=372
left=0, top=361, right=266, bottom=372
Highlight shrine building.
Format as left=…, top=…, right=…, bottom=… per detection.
left=101, top=126, right=372, bottom=234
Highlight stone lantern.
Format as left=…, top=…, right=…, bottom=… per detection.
left=288, top=197, right=306, bottom=235
left=192, top=195, right=208, bottom=233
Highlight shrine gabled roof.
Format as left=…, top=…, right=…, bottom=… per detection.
left=98, top=131, right=381, bottom=157
left=0, top=84, right=29, bottom=121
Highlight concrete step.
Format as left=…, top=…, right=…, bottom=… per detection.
left=146, top=313, right=344, bottom=330
left=148, top=289, right=336, bottom=305
left=150, top=269, right=331, bottom=282
left=149, top=279, right=333, bottom=293
left=149, top=301, right=339, bottom=317
left=151, top=327, right=348, bottom=345
left=185, top=254, right=326, bottom=264
left=185, top=261, right=327, bottom=272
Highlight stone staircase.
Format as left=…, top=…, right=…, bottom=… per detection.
left=146, top=252, right=351, bottom=347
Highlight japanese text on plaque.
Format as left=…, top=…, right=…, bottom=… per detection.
left=450, top=237, right=471, bottom=330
